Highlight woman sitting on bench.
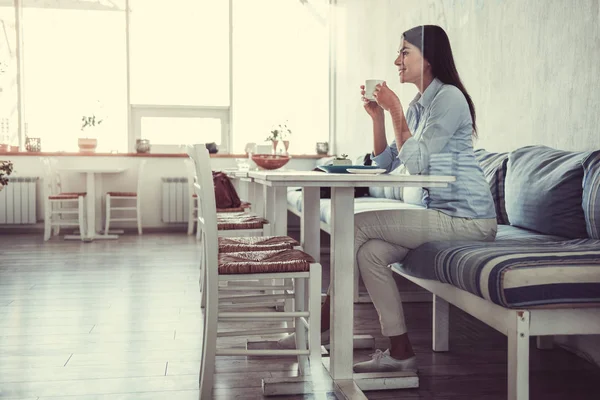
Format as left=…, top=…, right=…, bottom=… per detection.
left=281, top=24, right=497, bottom=373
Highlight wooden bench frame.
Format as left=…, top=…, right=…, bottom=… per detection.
left=390, top=263, right=600, bottom=400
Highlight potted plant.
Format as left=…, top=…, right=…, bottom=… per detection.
left=0, top=160, right=13, bottom=192
left=79, top=114, right=103, bottom=153
left=79, top=100, right=106, bottom=153
left=333, top=153, right=352, bottom=166
left=266, top=122, right=292, bottom=154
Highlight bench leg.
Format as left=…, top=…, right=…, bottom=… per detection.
left=432, top=295, right=449, bottom=352
left=508, top=311, right=530, bottom=400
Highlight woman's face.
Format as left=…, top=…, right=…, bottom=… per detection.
left=394, top=40, right=426, bottom=85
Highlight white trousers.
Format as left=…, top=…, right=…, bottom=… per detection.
left=354, top=209, right=497, bottom=337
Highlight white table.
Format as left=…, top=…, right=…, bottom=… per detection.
left=247, top=170, right=455, bottom=397
left=59, top=167, right=127, bottom=241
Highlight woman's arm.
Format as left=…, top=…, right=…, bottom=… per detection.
left=372, top=115, right=387, bottom=156
left=389, top=104, right=412, bottom=150
left=372, top=82, right=413, bottom=152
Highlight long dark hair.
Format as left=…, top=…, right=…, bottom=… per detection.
left=403, top=25, right=477, bottom=136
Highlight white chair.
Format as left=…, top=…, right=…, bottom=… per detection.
left=42, top=158, right=86, bottom=241
left=104, top=160, right=146, bottom=235
left=188, top=144, right=322, bottom=399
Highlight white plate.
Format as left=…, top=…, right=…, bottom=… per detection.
left=346, top=168, right=387, bottom=175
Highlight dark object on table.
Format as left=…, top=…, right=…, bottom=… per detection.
left=135, top=139, right=151, bottom=153
left=206, top=142, right=219, bottom=154
left=25, top=137, right=42, bottom=152
left=316, top=142, right=329, bottom=155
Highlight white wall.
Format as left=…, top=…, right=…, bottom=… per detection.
left=333, top=0, right=600, bottom=158
left=1, top=155, right=316, bottom=229
left=332, top=0, right=600, bottom=366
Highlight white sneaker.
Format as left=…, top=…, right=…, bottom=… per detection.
left=353, top=349, right=418, bottom=373
left=277, top=330, right=330, bottom=349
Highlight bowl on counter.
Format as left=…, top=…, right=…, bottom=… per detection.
left=251, top=154, right=291, bottom=170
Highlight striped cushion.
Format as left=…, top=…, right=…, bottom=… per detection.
left=505, top=146, right=590, bottom=239
left=495, top=224, right=565, bottom=242
left=474, top=149, right=509, bottom=224
left=582, top=151, right=600, bottom=239
left=398, top=239, right=600, bottom=309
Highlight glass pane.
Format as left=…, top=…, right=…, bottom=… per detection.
left=0, top=5, right=18, bottom=149
left=232, top=0, right=329, bottom=154
left=141, top=117, right=221, bottom=146
left=22, top=7, right=127, bottom=152
left=129, top=0, right=229, bottom=106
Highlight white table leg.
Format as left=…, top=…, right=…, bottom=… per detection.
left=273, top=186, right=288, bottom=237
left=252, top=181, right=265, bottom=218
left=85, top=172, right=96, bottom=241
left=237, top=178, right=250, bottom=202
left=301, top=187, right=320, bottom=263
left=329, top=186, right=354, bottom=380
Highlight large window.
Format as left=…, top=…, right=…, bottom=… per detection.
left=21, top=2, right=127, bottom=152
left=232, top=0, right=329, bottom=154
left=129, top=0, right=229, bottom=106
left=5, top=0, right=330, bottom=154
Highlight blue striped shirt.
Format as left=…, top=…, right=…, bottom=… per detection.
left=371, top=78, right=496, bottom=219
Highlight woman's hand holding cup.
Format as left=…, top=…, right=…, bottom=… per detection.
left=361, top=84, right=384, bottom=120
left=372, top=82, right=401, bottom=112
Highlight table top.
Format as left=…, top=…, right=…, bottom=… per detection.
left=247, top=170, right=455, bottom=187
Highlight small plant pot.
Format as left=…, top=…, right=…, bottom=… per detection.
left=78, top=138, right=98, bottom=153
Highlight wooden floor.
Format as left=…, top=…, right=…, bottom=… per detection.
left=1, top=232, right=599, bottom=400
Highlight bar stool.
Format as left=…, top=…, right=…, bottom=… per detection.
left=104, top=160, right=146, bottom=235
left=41, top=158, right=86, bottom=241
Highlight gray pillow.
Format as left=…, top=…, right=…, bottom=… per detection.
left=505, top=145, right=589, bottom=239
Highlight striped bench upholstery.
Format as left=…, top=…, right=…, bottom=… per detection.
left=398, top=235, right=600, bottom=309
left=494, top=224, right=565, bottom=242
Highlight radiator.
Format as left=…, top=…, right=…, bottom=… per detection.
left=161, top=177, right=190, bottom=223
left=0, top=177, right=39, bottom=224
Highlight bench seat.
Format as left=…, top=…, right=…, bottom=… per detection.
left=397, top=226, right=600, bottom=309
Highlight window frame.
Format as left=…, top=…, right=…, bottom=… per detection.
left=129, top=104, right=230, bottom=153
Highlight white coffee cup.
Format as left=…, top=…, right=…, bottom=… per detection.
left=364, top=79, right=385, bottom=101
